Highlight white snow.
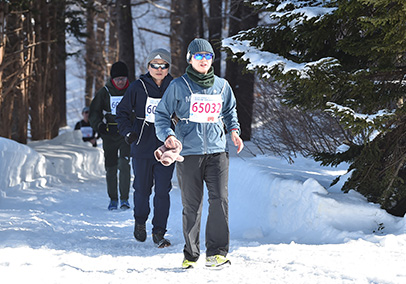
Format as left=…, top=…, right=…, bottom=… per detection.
left=1, top=131, right=405, bottom=283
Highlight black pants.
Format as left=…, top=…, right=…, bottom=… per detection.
left=176, top=152, right=229, bottom=262
left=102, top=134, right=131, bottom=201
left=132, top=157, right=175, bottom=234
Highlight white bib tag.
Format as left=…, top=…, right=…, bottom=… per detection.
left=189, top=94, right=222, bottom=123
left=145, top=97, right=161, bottom=123
left=110, top=96, right=123, bottom=115
left=80, top=126, right=93, bottom=138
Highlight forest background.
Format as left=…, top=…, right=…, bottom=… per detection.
left=0, top=0, right=259, bottom=143
left=1, top=0, right=406, bottom=217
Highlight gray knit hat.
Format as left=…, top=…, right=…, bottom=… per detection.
left=186, top=38, right=215, bottom=62
left=146, top=48, right=171, bottom=67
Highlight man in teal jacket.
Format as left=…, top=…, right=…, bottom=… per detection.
left=154, top=38, right=244, bottom=269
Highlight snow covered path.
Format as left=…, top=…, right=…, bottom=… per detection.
left=0, top=133, right=405, bottom=283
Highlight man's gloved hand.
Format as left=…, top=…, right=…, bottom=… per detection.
left=98, top=123, right=108, bottom=135
left=125, top=132, right=138, bottom=145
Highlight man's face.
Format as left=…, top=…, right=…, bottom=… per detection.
left=189, top=52, right=213, bottom=74
left=113, top=76, right=128, bottom=88
left=148, top=59, right=170, bottom=82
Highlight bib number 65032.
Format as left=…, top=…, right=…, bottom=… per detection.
left=189, top=94, right=222, bottom=123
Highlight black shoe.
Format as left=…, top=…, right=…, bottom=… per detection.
left=152, top=232, right=171, bottom=248
left=120, top=200, right=130, bottom=210
left=133, top=223, right=146, bottom=242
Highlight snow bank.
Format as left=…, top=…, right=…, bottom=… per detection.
left=228, top=158, right=403, bottom=244
left=0, top=137, right=47, bottom=189
left=28, top=131, right=105, bottom=181
left=0, top=131, right=104, bottom=192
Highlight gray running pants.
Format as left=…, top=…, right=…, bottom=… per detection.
left=176, top=152, right=229, bottom=262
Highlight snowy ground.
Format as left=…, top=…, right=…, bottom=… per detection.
left=0, top=131, right=405, bottom=284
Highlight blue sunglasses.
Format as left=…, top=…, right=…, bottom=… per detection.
left=193, top=53, right=214, bottom=60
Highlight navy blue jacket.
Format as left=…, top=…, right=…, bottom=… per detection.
left=116, top=73, right=173, bottom=159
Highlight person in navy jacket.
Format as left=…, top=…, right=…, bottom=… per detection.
left=116, top=48, right=174, bottom=248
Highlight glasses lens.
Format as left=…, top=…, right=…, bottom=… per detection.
left=150, top=63, right=169, bottom=70
left=115, top=77, right=127, bottom=82
left=193, top=53, right=213, bottom=60
left=193, top=54, right=203, bottom=60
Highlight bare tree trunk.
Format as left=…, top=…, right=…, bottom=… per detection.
left=1, top=4, right=35, bottom=144
left=48, top=2, right=59, bottom=138
left=30, top=0, right=59, bottom=140
left=30, top=0, right=46, bottom=140
left=0, top=3, right=5, bottom=130
left=116, top=0, right=135, bottom=82
left=1, top=6, right=21, bottom=140
left=108, top=3, right=118, bottom=65
left=11, top=9, right=27, bottom=143
left=209, top=0, right=222, bottom=75
left=94, top=0, right=107, bottom=90
left=170, top=0, right=203, bottom=78
left=56, top=0, right=67, bottom=128
left=19, top=10, right=35, bottom=144
left=225, top=0, right=258, bottom=141
left=85, top=0, right=95, bottom=106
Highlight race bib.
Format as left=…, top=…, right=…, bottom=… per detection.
left=80, top=126, right=93, bottom=138
left=189, top=94, right=222, bottom=123
left=110, top=96, right=123, bottom=115
left=145, top=97, right=161, bottom=123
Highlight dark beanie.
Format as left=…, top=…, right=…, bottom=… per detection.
left=110, top=61, right=128, bottom=79
left=186, top=38, right=215, bottom=62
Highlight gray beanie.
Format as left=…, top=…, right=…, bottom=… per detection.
left=186, top=38, right=215, bottom=62
left=146, top=48, right=171, bottom=67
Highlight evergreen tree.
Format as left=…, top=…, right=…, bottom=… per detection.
left=222, top=0, right=406, bottom=216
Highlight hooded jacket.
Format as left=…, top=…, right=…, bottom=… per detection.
left=116, top=72, right=173, bottom=159
left=154, top=73, right=240, bottom=156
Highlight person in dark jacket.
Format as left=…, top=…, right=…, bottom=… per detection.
left=116, top=49, right=174, bottom=248
left=89, top=61, right=131, bottom=211
left=154, top=39, right=244, bottom=268
left=75, top=106, right=98, bottom=147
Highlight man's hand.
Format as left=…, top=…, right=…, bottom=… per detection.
left=125, top=132, right=138, bottom=145
left=98, top=123, right=108, bottom=135
left=165, top=135, right=181, bottom=149
left=231, top=131, right=244, bottom=154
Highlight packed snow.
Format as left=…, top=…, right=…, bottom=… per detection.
left=0, top=130, right=405, bottom=283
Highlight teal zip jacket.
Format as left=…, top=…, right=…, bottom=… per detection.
left=154, top=73, right=240, bottom=156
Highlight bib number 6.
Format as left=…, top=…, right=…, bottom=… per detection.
left=146, top=105, right=156, bottom=114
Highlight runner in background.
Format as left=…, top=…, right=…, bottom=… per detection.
left=89, top=61, right=131, bottom=211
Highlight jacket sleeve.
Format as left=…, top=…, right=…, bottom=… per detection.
left=89, top=88, right=105, bottom=131
left=74, top=121, right=80, bottom=130
left=155, top=82, right=177, bottom=142
left=221, top=79, right=241, bottom=133
left=116, top=83, right=136, bottom=137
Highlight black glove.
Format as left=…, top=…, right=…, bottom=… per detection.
left=125, top=132, right=138, bottom=145
left=98, top=123, right=108, bottom=135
